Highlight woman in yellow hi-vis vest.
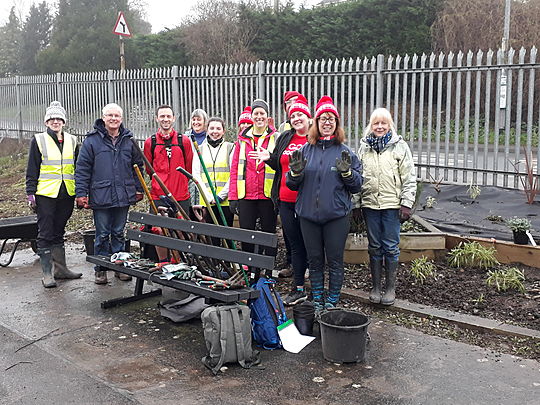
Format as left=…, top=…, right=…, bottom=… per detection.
left=192, top=117, right=235, bottom=244
left=229, top=99, right=278, bottom=261
left=25, top=101, right=81, bottom=288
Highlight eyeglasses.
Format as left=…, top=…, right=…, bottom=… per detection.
left=319, top=117, right=336, bottom=124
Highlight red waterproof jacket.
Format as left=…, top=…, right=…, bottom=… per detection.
left=143, top=130, right=193, bottom=201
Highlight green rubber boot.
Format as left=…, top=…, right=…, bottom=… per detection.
left=381, top=259, right=398, bottom=305
left=52, top=245, right=82, bottom=279
left=38, top=248, right=57, bottom=288
left=369, top=257, right=383, bottom=304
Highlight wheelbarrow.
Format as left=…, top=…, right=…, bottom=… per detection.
left=0, top=215, right=38, bottom=267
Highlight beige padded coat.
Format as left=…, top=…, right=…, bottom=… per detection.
left=353, top=132, right=416, bottom=210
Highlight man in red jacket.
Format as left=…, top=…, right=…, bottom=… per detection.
left=143, top=105, right=194, bottom=261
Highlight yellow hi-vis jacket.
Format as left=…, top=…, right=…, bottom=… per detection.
left=35, top=132, right=77, bottom=198
left=194, top=141, right=234, bottom=206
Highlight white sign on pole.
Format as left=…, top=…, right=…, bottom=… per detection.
left=113, top=11, right=131, bottom=37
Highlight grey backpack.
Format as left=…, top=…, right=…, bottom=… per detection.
left=201, top=304, right=260, bottom=375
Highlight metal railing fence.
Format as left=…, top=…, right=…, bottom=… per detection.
left=0, top=47, right=538, bottom=189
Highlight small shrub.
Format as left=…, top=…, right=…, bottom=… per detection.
left=486, top=267, right=526, bottom=293
left=409, top=256, right=437, bottom=284
left=467, top=183, right=481, bottom=200
left=447, top=241, right=499, bottom=269
left=505, top=217, right=532, bottom=232
left=425, top=196, right=437, bottom=208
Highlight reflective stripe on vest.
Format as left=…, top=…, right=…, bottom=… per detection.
left=237, top=132, right=275, bottom=199
left=199, top=142, right=232, bottom=206
left=35, top=132, right=76, bottom=197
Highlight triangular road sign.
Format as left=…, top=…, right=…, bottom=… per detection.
left=113, top=11, right=131, bottom=37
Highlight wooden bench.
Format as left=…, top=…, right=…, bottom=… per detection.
left=86, top=211, right=278, bottom=309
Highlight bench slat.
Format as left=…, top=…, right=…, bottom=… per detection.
left=86, top=256, right=259, bottom=302
left=127, top=229, right=275, bottom=270
left=128, top=211, right=277, bottom=247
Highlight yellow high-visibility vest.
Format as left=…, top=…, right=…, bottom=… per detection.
left=35, top=132, right=77, bottom=198
left=237, top=131, right=275, bottom=199
left=199, top=141, right=233, bottom=206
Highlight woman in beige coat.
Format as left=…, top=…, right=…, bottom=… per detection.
left=355, top=108, right=416, bottom=305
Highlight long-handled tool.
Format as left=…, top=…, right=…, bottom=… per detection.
left=189, top=135, right=237, bottom=250
left=177, top=165, right=249, bottom=286
left=130, top=138, right=219, bottom=275
left=133, top=164, right=183, bottom=264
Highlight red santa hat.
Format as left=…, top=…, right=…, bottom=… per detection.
left=288, top=94, right=311, bottom=118
left=315, top=95, right=340, bottom=120
left=283, top=90, right=301, bottom=103
left=238, top=106, right=253, bottom=126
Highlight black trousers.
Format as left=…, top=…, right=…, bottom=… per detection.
left=238, top=199, right=277, bottom=257
left=36, top=195, right=74, bottom=249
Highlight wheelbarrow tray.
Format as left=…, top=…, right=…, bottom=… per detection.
left=0, top=216, right=38, bottom=240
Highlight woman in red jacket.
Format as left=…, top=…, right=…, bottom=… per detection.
left=229, top=99, right=278, bottom=259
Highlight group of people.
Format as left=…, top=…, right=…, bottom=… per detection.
left=26, top=93, right=416, bottom=312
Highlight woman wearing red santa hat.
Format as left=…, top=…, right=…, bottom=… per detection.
left=249, top=94, right=311, bottom=306
left=286, top=95, right=362, bottom=312
left=237, top=106, right=253, bottom=136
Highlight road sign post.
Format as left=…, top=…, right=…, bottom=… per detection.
left=113, top=11, right=131, bottom=71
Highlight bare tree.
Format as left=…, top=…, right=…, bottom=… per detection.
left=182, top=0, right=259, bottom=65
left=432, top=0, right=540, bottom=52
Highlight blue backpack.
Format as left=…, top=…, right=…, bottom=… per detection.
left=249, top=278, right=288, bottom=350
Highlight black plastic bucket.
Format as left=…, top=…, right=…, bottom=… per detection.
left=82, top=229, right=130, bottom=255
left=293, top=302, right=315, bottom=336
left=319, top=309, right=370, bottom=363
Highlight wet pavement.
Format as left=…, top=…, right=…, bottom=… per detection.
left=1, top=244, right=539, bottom=405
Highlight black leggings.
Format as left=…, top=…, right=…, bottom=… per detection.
left=238, top=199, right=277, bottom=257
left=279, top=201, right=307, bottom=287
left=300, top=215, right=349, bottom=305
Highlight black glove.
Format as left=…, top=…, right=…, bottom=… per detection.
left=335, top=150, right=352, bottom=177
left=289, top=149, right=306, bottom=175
left=229, top=200, right=239, bottom=215
left=399, top=205, right=412, bottom=223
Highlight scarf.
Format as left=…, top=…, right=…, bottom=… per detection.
left=367, top=131, right=392, bottom=153
left=207, top=136, right=224, bottom=148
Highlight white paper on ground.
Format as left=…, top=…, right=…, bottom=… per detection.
left=277, top=319, right=315, bottom=353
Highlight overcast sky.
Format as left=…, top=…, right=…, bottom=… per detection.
left=1, top=0, right=319, bottom=33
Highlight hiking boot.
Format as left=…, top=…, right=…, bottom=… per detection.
left=51, top=245, right=82, bottom=279
left=283, top=289, right=308, bottom=306
left=38, top=248, right=57, bottom=288
left=324, top=302, right=336, bottom=310
left=381, top=259, right=398, bottom=305
left=94, top=270, right=108, bottom=284
left=278, top=265, right=293, bottom=278
left=114, top=272, right=132, bottom=281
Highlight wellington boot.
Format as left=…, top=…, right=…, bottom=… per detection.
left=38, top=248, right=57, bottom=288
left=52, top=245, right=82, bottom=279
left=381, top=259, right=398, bottom=305
left=369, top=257, right=383, bottom=304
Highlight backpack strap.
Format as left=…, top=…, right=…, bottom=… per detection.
left=151, top=133, right=185, bottom=159
left=230, top=306, right=247, bottom=368
left=207, top=305, right=228, bottom=375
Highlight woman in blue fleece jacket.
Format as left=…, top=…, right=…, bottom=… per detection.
left=287, top=96, right=362, bottom=311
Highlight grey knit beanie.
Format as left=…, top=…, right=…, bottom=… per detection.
left=251, top=99, right=269, bottom=115
left=44, top=101, right=66, bottom=123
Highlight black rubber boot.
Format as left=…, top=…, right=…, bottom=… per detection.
left=381, top=259, right=398, bottom=305
left=369, top=257, right=383, bottom=304
left=52, top=245, right=82, bottom=279
left=38, top=248, right=57, bottom=288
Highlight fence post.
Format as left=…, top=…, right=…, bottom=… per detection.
left=107, top=69, right=115, bottom=102
left=56, top=72, right=63, bottom=103
left=171, top=65, right=180, bottom=114
left=376, top=54, right=385, bottom=107
left=257, top=60, right=265, bottom=99
left=15, top=76, right=22, bottom=141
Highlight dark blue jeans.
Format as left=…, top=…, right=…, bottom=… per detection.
left=279, top=201, right=307, bottom=287
left=362, top=208, right=401, bottom=261
left=299, top=215, right=349, bottom=305
left=93, top=206, right=129, bottom=271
